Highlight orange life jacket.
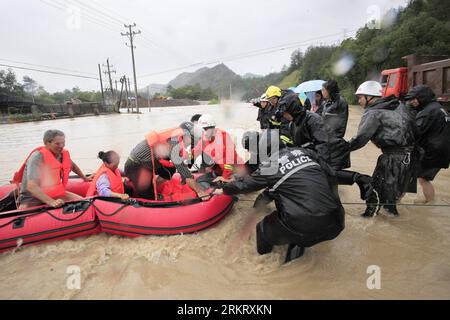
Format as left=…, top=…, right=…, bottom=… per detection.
left=86, top=164, right=124, bottom=197
left=145, top=127, right=185, bottom=168
left=13, top=146, right=72, bottom=199
left=145, top=127, right=184, bottom=149
left=193, top=128, right=242, bottom=179
left=144, top=127, right=187, bottom=199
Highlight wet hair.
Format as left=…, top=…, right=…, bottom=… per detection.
left=322, top=80, right=340, bottom=100
left=98, top=151, right=116, bottom=164
left=43, top=129, right=65, bottom=144
left=190, top=114, right=202, bottom=123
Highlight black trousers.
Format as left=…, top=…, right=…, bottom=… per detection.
left=257, top=210, right=342, bottom=249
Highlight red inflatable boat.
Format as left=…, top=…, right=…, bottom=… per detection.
left=0, top=175, right=234, bottom=253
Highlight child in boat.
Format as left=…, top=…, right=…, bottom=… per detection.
left=86, top=151, right=129, bottom=200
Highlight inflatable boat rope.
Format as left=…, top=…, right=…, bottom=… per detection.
left=0, top=192, right=216, bottom=230
left=0, top=200, right=93, bottom=229
left=91, top=194, right=213, bottom=217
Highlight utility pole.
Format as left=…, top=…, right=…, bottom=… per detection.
left=127, top=77, right=133, bottom=113
left=147, top=86, right=151, bottom=109
left=121, top=23, right=141, bottom=113
left=103, top=59, right=116, bottom=105
left=124, top=77, right=130, bottom=113
left=98, top=64, right=105, bottom=106
left=118, top=77, right=125, bottom=112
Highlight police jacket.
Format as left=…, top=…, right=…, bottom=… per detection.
left=223, top=147, right=345, bottom=242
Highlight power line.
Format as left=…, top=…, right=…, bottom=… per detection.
left=0, top=58, right=97, bottom=76
left=0, top=63, right=99, bottom=80
left=42, top=0, right=118, bottom=32
left=39, top=0, right=123, bottom=36
left=68, top=0, right=124, bottom=26
left=60, top=0, right=186, bottom=60
left=138, top=30, right=358, bottom=78
left=44, top=0, right=159, bottom=50
left=38, top=0, right=358, bottom=82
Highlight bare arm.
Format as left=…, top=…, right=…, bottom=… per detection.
left=26, top=180, right=64, bottom=207
left=186, top=178, right=209, bottom=198
left=110, top=191, right=129, bottom=200
left=71, top=161, right=91, bottom=181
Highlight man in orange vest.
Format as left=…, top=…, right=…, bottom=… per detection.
left=13, top=130, right=92, bottom=209
left=124, top=123, right=207, bottom=200
left=195, top=114, right=242, bottom=182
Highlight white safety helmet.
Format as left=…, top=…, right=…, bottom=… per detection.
left=260, top=94, right=269, bottom=102
left=197, top=114, right=216, bottom=129
left=355, top=81, right=383, bottom=97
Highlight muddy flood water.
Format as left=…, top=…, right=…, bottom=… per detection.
left=0, top=103, right=449, bottom=299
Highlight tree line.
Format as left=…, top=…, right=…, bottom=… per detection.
left=165, top=84, right=218, bottom=101
left=283, top=0, right=450, bottom=103
left=0, top=70, right=102, bottom=104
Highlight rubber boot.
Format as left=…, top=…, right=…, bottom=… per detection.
left=361, top=190, right=380, bottom=218
left=384, top=201, right=399, bottom=216
left=284, top=244, right=305, bottom=263
left=256, top=222, right=273, bottom=255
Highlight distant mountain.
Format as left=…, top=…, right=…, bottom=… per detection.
left=139, top=63, right=287, bottom=101
left=242, top=73, right=262, bottom=79
left=138, top=83, right=167, bottom=98
left=167, top=63, right=240, bottom=92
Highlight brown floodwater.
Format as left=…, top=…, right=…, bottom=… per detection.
left=0, top=103, right=449, bottom=299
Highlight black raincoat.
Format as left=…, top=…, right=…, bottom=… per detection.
left=256, top=105, right=275, bottom=130
left=321, top=94, right=349, bottom=139
left=409, top=86, right=450, bottom=169
left=272, top=90, right=305, bottom=144
left=321, top=90, right=351, bottom=170
left=289, top=111, right=331, bottom=165
left=348, top=95, right=417, bottom=202
left=223, top=147, right=344, bottom=247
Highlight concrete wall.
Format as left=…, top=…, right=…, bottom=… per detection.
left=1, top=102, right=113, bottom=117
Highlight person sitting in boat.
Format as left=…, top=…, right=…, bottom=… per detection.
left=86, top=151, right=129, bottom=200
left=213, top=130, right=345, bottom=263
left=12, top=129, right=92, bottom=209
left=193, top=114, right=243, bottom=183
left=124, top=123, right=208, bottom=200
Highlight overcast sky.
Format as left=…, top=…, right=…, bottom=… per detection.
left=0, top=0, right=409, bottom=93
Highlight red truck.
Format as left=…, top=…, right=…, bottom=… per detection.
left=381, top=54, right=450, bottom=108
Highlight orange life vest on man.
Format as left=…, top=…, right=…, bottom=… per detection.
left=193, top=128, right=242, bottom=179
left=12, top=146, right=72, bottom=199
left=144, top=127, right=190, bottom=200
left=86, top=164, right=124, bottom=197
left=145, top=127, right=186, bottom=168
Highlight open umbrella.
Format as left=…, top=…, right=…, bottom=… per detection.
left=293, top=80, right=325, bottom=94
left=294, top=80, right=325, bottom=112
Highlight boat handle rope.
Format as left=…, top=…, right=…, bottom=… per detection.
left=44, top=201, right=93, bottom=222
left=0, top=200, right=94, bottom=229
left=92, top=193, right=216, bottom=217
left=0, top=192, right=220, bottom=227
left=237, top=197, right=450, bottom=207
left=91, top=202, right=129, bottom=217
